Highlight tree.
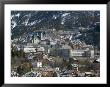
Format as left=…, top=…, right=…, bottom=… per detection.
left=67, top=64, right=72, bottom=70
left=53, top=72, right=57, bottom=77
left=17, top=61, right=33, bottom=76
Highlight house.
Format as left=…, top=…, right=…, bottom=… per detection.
left=27, top=53, right=35, bottom=60
left=22, top=71, right=37, bottom=77
left=71, top=39, right=85, bottom=49
left=36, top=46, right=45, bottom=52
left=90, top=50, right=94, bottom=58
left=70, top=49, right=85, bottom=57
left=33, top=31, right=46, bottom=40
left=31, top=61, right=37, bottom=68
left=32, top=35, right=40, bottom=44
left=94, top=58, right=100, bottom=63
left=11, top=44, right=20, bottom=51
left=40, top=68, right=54, bottom=77
left=85, top=72, right=93, bottom=77
left=37, top=61, right=42, bottom=68
left=43, top=54, right=48, bottom=59
left=71, top=64, right=79, bottom=71
left=40, top=40, right=47, bottom=45
left=34, top=52, right=43, bottom=61
left=11, top=71, right=19, bottom=77
left=50, top=40, right=57, bottom=48
left=48, top=44, right=71, bottom=60
left=23, top=46, right=36, bottom=53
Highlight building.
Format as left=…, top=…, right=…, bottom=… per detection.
left=71, top=64, right=79, bottom=72
left=60, top=44, right=71, bottom=60
left=70, top=49, right=85, bottom=57
left=40, top=68, right=54, bottom=77
left=71, top=39, right=86, bottom=49
left=32, top=35, right=40, bottom=44
left=59, top=49, right=70, bottom=60
left=37, top=61, right=42, bottom=68
left=22, top=71, right=37, bottom=77
left=85, top=72, right=93, bottom=77
left=23, top=46, right=36, bottom=53
left=90, top=50, right=94, bottom=58
left=27, top=53, right=35, bottom=60
left=36, top=46, right=45, bottom=52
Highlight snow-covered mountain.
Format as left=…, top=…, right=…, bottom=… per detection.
left=11, top=11, right=100, bottom=39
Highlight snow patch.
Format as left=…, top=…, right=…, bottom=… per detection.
left=11, top=21, right=17, bottom=29
left=15, top=13, right=20, bottom=18
left=52, top=15, right=57, bottom=19
left=62, top=13, right=70, bottom=17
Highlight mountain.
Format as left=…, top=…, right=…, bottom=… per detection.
left=76, top=23, right=100, bottom=48
left=11, top=11, right=100, bottom=38
left=11, top=11, right=100, bottom=48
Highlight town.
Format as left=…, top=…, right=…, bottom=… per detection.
left=11, top=26, right=100, bottom=77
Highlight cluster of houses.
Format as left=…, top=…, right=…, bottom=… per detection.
left=11, top=29, right=100, bottom=77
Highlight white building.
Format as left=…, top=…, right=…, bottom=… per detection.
left=50, top=41, right=57, bottom=45
left=41, top=32, right=46, bottom=40
left=90, top=50, right=94, bottom=58
left=37, top=47, right=45, bottom=52
left=23, top=46, right=36, bottom=53
left=37, top=62, right=42, bottom=68
left=70, top=49, right=85, bottom=57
